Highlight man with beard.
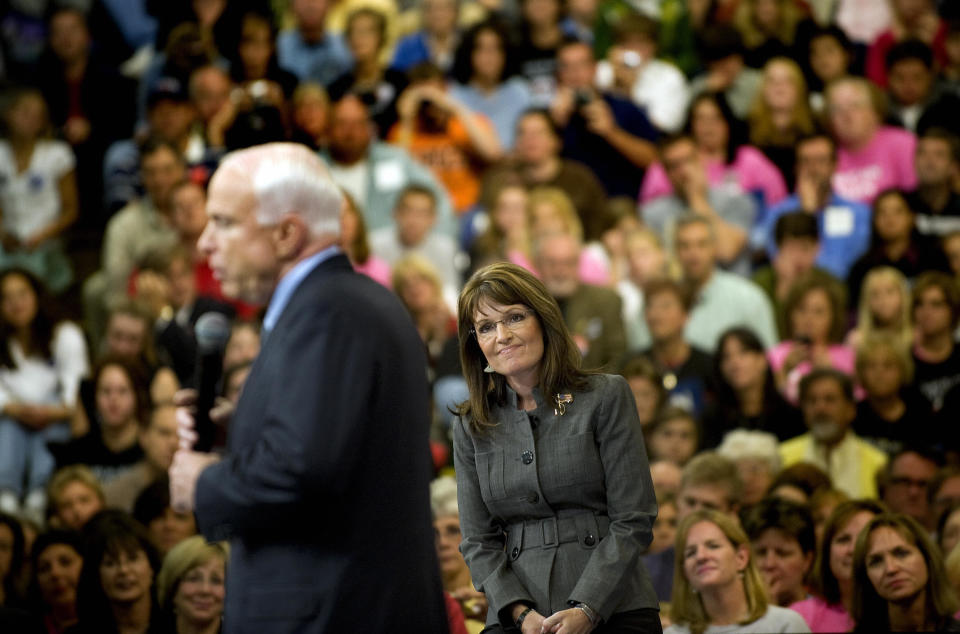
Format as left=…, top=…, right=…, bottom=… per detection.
left=389, top=63, right=501, bottom=215
left=321, top=94, right=455, bottom=237
left=780, top=368, right=887, bottom=499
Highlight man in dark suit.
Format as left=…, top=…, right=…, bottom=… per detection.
left=169, top=143, right=447, bottom=633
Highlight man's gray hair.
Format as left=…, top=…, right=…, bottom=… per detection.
left=716, top=429, right=781, bottom=476
left=217, top=143, right=344, bottom=238
left=430, top=475, right=458, bottom=519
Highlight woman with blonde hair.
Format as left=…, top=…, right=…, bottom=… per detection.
left=340, top=191, right=391, bottom=288
left=617, top=228, right=672, bottom=352
left=852, top=513, right=960, bottom=631
left=46, top=464, right=105, bottom=530
left=846, top=266, right=913, bottom=351
left=156, top=536, right=228, bottom=634
left=393, top=254, right=456, bottom=368
left=667, top=509, right=810, bottom=633
left=747, top=57, right=818, bottom=189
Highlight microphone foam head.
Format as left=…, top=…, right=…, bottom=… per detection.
left=195, top=312, right=232, bottom=354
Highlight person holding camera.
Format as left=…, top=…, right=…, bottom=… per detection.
left=549, top=39, right=659, bottom=200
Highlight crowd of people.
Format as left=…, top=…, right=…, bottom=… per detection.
left=0, top=0, right=958, bottom=631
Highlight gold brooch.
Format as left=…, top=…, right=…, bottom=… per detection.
left=554, top=393, right=573, bottom=416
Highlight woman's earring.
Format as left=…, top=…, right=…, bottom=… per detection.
left=484, top=364, right=495, bottom=373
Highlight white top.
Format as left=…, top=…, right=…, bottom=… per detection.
left=0, top=321, right=89, bottom=412
left=666, top=605, right=812, bottom=634
left=685, top=270, right=779, bottom=352
left=329, top=160, right=369, bottom=210
left=595, top=58, right=690, bottom=133
left=0, top=140, right=75, bottom=240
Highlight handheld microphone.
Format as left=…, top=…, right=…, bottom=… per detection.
left=192, top=312, right=231, bottom=452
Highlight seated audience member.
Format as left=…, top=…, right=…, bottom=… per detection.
left=853, top=334, right=933, bottom=453
left=809, top=487, right=848, bottom=543
left=650, top=493, right=678, bottom=558
left=469, top=183, right=530, bottom=273
left=549, top=39, right=658, bottom=200
left=617, top=228, right=670, bottom=352
left=806, top=26, right=855, bottom=114
left=647, top=452, right=745, bottom=603
left=392, top=255, right=457, bottom=371
left=328, top=8, right=407, bottom=137
left=156, top=536, right=228, bottom=634
left=650, top=460, right=683, bottom=498
left=704, top=328, right=806, bottom=448
left=322, top=94, right=455, bottom=238
left=371, top=185, right=461, bottom=290
left=102, top=404, right=179, bottom=513
left=276, top=0, right=352, bottom=86
left=222, top=360, right=253, bottom=406
left=791, top=499, right=885, bottom=633
left=826, top=77, right=917, bottom=204
left=865, top=0, right=949, bottom=88
left=642, top=92, right=787, bottom=215
left=846, top=267, right=914, bottom=351
left=132, top=478, right=197, bottom=559
left=187, top=65, right=235, bottom=156
left=763, top=134, right=871, bottom=280
left=768, top=274, right=853, bottom=404
left=221, top=322, right=261, bottom=373
left=54, top=357, right=149, bottom=484
left=911, top=272, right=960, bottom=411
left=448, top=19, right=533, bottom=151
left=430, top=477, right=486, bottom=633
left=877, top=448, right=940, bottom=530
left=648, top=407, right=700, bottom=467
left=0, top=513, right=24, bottom=608
left=732, top=0, right=817, bottom=70
left=392, top=0, right=460, bottom=73
left=768, top=463, right=833, bottom=506
left=885, top=40, right=960, bottom=137
left=621, top=356, right=668, bottom=444
left=643, top=133, right=756, bottom=276
left=480, top=110, right=609, bottom=242
left=747, top=57, right=817, bottom=190
left=595, top=13, right=690, bottom=134
left=907, top=128, right=960, bottom=237
left=535, top=233, right=626, bottom=371
left=780, top=369, right=888, bottom=499
left=514, top=0, right=564, bottom=106
left=931, top=468, right=960, bottom=529
left=390, top=63, right=501, bottom=215
left=846, top=189, right=950, bottom=305
left=688, top=25, right=763, bottom=120
left=0, top=267, right=88, bottom=521
left=0, top=87, right=78, bottom=293
left=84, top=139, right=185, bottom=342
left=754, top=212, right=840, bottom=338
left=939, top=504, right=960, bottom=557
left=851, top=513, right=960, bottom=631
left=340, top=192, right=392, bottom=288
left=596, top=198, right=642, bottom=289
left=666, top=509, right=811, bottom=634
left=46, top=466, right=104, bottom=531
left=639, top=278, right=715, bottom=416
left=717, top=430, right=781, bottom=507
left=674, top=216, right=779, bottom=351
left=30, top=529, right=84, bottom=634
left=72, top=511, right=163, bottom=634
left=290, top=82, right=330, bottom=149
left=742, top=498, right=816, bottom=607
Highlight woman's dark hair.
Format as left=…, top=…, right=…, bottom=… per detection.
left=75, top=510, right=161, bottom=629
left=741, top=497, right=816, bottom=556
left=28, top=529, right=84, bottom=613
left=230, top=10, right=285, bottom=84
left=869, top=188, right=915, bottom=250
left=91, top=354, right=153, bottom=431
left=0, top=268, right=60, bottom=369
left=132, top=476, right=173, bottom=528
left=852, top=513, right=960, bottom=632
left=712, top=327, right=780, bottom=426
left=769, top=462, right=832, bottom=500
left=451, top=18, right=518, bottom=85
left=455, top=262, right=589, bottom=431
left=782, top=273, right=847, bottom=343
left=685, top=91, right=746, bottom=165
left=812, top=499, right=886, bottom=604
left=0, top=512, right=25, bottom=604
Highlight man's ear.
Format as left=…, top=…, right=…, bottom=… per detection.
left=273, top=214, right=308, bottom=259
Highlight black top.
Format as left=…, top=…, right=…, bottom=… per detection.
left=913, top=344, right=960, bottom=412
left=853, top=388, right=935, bottom=454
left=702, top=391, right=806, bottom=449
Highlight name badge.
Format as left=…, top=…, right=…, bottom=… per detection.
left=374, top=161, right=404, bottom=191
left=823, top=206, right=854, bottom=237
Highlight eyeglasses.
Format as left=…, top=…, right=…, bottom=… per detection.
left=471, top=310, right=535, bottom=340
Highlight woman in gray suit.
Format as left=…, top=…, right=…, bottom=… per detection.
left=453, top=262, right=661, bottom=633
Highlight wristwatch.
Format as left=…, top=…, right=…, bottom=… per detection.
left=567, top=600, right=599, bottom=625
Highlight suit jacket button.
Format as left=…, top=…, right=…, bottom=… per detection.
left=528, top=493, right=539, bottom=503
left=511, top=547, right=520, bottom=559
left=521, top=450, right=534, bottom=465
left=584, top=534, right=596, bottom=546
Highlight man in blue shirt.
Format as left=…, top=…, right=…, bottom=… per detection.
left=764, top=133, right=871, bottom=279
left=276, top=0, right=352, bottom=86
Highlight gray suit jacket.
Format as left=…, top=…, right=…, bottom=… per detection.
left=453, top=374, right=659, bottom=627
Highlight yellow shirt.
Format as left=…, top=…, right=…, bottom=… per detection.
left=779, top=432, right=888, bottom=499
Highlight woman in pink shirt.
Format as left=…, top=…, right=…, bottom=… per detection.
left=640, top=92, right=787, bottom=208
left=791, top=499, right=884, bottom=632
